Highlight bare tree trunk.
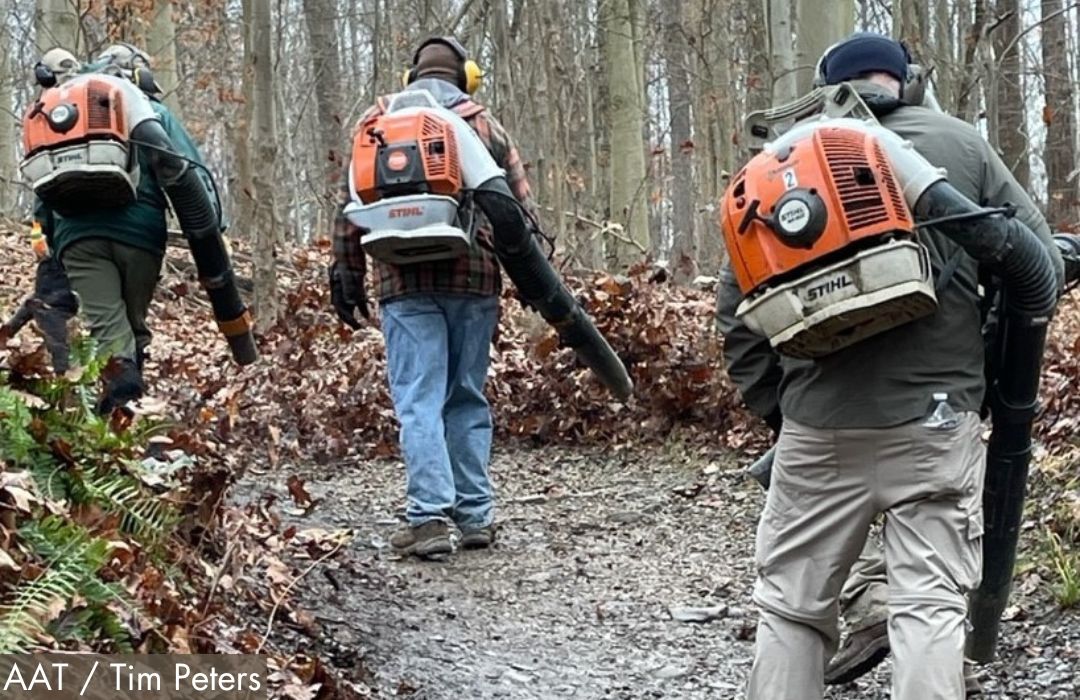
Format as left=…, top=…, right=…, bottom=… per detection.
left=767, top=0, right=798, bottom=104
left=538, top=1, right=565, bottom=242
left=0, top=21, right=12, bottom=216
left=795, top=0, right=853, bottom=96
left=526, top=2, right=549, bottom=205
left=35, top=0, right=81, bottom=54
left=144, top=1, right=180, bottom=114
left=689, top=0, right=725, bottom=273
left=490, top=0, right=516, bottom=131
left=933, top=0, right=956, bottom=112
left=957, top=0, right=988, bottom=121
left=0, top=0, right=14, bottom=216
left=664, top=0, right=696, bottom=282
left=893, top=0, right=926, bottom=57
left=243, top=0, right=280, bottom=322
left=602, top=0, right=650, bottom=269
left=991, top=0, right=1028, bottom=186
left=1041, top=0, right=1079, bottom=226
left=745, top=0, right=772, bottom=116
left=302, top=0, right=344, bottom=229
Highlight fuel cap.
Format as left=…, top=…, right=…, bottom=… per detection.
left=770, top=188, right=828, bottom=248
left=47, top=103, right=79, bottom=133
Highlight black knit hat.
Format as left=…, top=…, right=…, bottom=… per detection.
left=821, top=33, right=910, bottom=85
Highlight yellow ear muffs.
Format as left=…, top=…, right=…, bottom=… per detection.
left=463, top=60, right=483, bottom=94
left=402, top=67, right=413, bottom=87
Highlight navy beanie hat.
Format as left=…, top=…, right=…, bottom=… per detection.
left=821, top=33, right=910, bottom=85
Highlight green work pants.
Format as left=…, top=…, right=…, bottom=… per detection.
left=61, top=238, right=162, bottom=362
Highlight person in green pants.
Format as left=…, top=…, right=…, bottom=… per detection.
left=34, top=43, right=213, bottom=413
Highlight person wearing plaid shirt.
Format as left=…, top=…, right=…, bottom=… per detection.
left=330, top=37, right=534, bottom=559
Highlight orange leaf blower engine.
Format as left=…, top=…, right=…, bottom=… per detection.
left=720, top=122, right=938, bottom=358
left=345, top=89, right=502, bottom=265
left=21, top=75, right=157, bottom=217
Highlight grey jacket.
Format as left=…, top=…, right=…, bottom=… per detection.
left=718, top=92, right=1064, bottom=429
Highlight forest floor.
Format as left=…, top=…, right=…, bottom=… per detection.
left=234, top=441, right=1080, bottom=700
left=1, top=224, right=1075, bottom=698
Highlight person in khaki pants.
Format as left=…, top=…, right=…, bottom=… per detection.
left=717, top=33, right=1064, bottom=700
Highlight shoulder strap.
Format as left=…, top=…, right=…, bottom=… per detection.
left=453, top=100, right=486, bottom=119
left=935, top=247, right=965, bottom=294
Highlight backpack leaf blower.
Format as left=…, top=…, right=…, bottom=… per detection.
left=344, top=89, right=633, bottom=401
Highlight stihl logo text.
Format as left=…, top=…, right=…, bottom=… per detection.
left=804, top=275, right=854, bottom=302
left=388, top=207, right=423, bottom=219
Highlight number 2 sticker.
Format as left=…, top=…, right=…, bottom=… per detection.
left=782, top=169, right=798, bottom=190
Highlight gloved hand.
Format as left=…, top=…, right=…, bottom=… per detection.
left=94, top=357, right=145, bottom=416
left=329, top=262, right=369, bottom=329
left=764, top=407, right=783, bottom=437
left=1054, top=233, right=1080, bottom=286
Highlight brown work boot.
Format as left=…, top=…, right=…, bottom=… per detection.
left=964, top=658, right=983, bottom=697
left=459, top=524, right=496, bottom=550
left=824, top=619, right=890, bottom=685
left=389, top=521, right=452, bottom=559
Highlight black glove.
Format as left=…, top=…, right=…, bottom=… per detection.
left=764, top=407, right=783, bottom=436
left=95, top=357, right=145, bottom=415
left=329, top=262, right=369, bottom=329
left=1054, top=233, right=1080, bottom=286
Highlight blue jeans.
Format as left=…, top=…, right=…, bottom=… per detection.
left=381, top=294, right=499, bottom=529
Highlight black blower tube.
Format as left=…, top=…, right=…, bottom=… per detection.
left=914, top=180, right=1058, bottom=662
left=472, top=177, right=634, bottom=401
left=914, top=181, right=1058, bottom=318
left=131, top=121, right=257, bottom=366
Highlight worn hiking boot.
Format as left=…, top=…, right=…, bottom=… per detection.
left=824, top=619, right=890, bottom=685
left=389, top=521, right=452, bottom=559
left=459, top=524, right=496, bottom=550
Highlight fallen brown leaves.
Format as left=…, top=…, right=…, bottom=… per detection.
left=147, top=236, right=1080, bottom=468
left=144, top=240, right=762, bottom=468
left=2, top=222, right=1078, bottom=693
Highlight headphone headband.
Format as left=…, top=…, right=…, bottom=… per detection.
left=404, top=36, right=482, bottom=94
left=411, top=36, right=468, bottom=67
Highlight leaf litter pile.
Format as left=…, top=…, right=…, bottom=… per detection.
left=152, top=243, right=761, bottom=466
left=1, top=224, right=1078, bottom=697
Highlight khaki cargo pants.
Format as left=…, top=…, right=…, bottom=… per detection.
left=746, top=413, right=985, bottom=700
left=62, top=238, right=162, bottom=363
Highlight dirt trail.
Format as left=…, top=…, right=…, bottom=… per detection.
left=238, top=443, right=1079, bottom=699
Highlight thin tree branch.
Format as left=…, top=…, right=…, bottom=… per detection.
left=996, top=2, right=1080, bottom=69
left=448, top=0, right=481, bottom=35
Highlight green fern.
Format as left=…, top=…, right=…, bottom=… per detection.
left=1, top=343, right=181, bottom=654
left=88, top=606, right=135, bottom=653
left=0, top=387, right=38, bottom=465
left=19, top=519, right=124, bottom=605
left=0, top=563, right=84, bottom=653
left=24, top=453, right=71, bottom=502
left=78, top=468, right=179, bottom=544
left=46, top=605, right=134, bottom=653
left=0, top=518, right=134, bottom=653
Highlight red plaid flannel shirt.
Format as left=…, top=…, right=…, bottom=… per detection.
left=333, top=98, right=533, bottom=302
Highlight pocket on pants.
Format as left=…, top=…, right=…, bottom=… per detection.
left=910, top=413, right=982, bottom=498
